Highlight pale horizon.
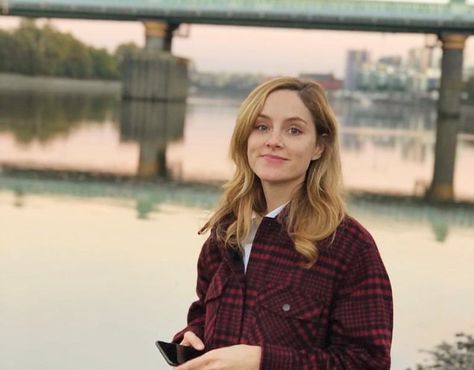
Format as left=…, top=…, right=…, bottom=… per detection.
left=1, top=16, right=474, bottom=78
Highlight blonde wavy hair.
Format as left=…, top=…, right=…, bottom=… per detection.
left=200, top=76, right=346, bottom=266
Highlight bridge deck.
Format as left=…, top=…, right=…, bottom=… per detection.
left=2, top=0, right=474, bottom=33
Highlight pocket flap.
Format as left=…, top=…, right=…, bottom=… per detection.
left=204, top=263, right=229, bottom=303
left=257, top=284, right=323, bottom=321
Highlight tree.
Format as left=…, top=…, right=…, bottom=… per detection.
left=90, top=47, right=120, bottom=80
left=57, top=33, right=93, bottom=78
left=0, top=29, right=16, bottom=72
left=0, top=18, right=124, bottom=80
left=115, top=42, right=141, bottom=64
left=411, top=333, right=474, bottom=370
left=114, top=42, right=141, bottom=75
left=11, top=18, right=46, bottom=75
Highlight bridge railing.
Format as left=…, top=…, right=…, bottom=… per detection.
left=2, top=0, right=468, bottom=14
left=3, top=0, right=474, bottom=24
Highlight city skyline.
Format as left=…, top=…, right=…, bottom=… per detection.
left=1, top=16, right=474, bottom=78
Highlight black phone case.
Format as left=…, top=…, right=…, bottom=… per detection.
left=155, top=340, right=202, bottom=366
left=156, top=341, right=179, bottom=366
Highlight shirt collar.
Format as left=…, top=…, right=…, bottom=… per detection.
left=251, top=202, right=288, bottom=220
left=265, top=203, right=288, bottom=218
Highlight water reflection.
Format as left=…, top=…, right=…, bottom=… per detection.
left=13, top=187, right=24, bottom=208
left=348, top=194, right=474, bottom=243
left=1, top=173, right=473, bottom=239
left=335, top=97, right=435, bottom=166
left=331, top=97, right=436, bottom=131
left=1, top=90, right=473, bottom=199
left=1, top=187, right=472, bottom=370
left=2, top=91, right=473, bottom=370
left=120, top=100, right=186, bottom=180
left=0, top=91, right=118, bottom=144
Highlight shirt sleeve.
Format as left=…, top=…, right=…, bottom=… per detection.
left=172, top=232, right=222, bottom=344
left=259, top=238, right=393, bottom=370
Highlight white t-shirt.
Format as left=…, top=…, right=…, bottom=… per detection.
left=242, top=203, right=287, bottom=273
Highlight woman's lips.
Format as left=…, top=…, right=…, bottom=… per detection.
left=261, top=154, right=288, bottom=161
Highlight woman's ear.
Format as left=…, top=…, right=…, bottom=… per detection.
left=312, top=134, right=327, bottom=160
left=312, top=146, right=324, bottom=161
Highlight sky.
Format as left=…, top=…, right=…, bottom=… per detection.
left=1, top=15, right=474, bottom=78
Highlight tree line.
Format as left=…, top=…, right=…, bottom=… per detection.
left=0, top=19, right=139, bottom=80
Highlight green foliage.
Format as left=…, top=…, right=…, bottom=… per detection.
left=0, top=19, right=125, bottom=80
left=115, top=42, right=141, bottom=63
left=409, top=333, right=474, bottom=370
left=114, top=42, right=141, bottom=75
left=0, top=29, right=14, bottom=71
left=90, top=47, right=120, bottom=80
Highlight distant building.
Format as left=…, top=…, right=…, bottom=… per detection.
left=355, top=56, right=408, bottom=92
left=343, top=45, right=469, bottom=95
left=190, top=70, right=265, bottom=94
left=299, top=73, right=343, bottom=91
left=378, top=56, right=402, bottom=68
left=407, top=47, right=440, bottom=73
left=406, top=46, right=441, bottom=93
left=344, top=50, right=370, bottom=91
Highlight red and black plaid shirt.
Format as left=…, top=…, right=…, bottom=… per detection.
left=173, top=212, right=393, bottom=369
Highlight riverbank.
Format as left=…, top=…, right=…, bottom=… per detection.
left=2, top=72, right=474, bottom=112
left=0, top=73, right=121, bottom=95
left=1, top=165, right=473, bottom=208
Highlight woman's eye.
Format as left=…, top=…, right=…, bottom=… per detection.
left=255, top=124, right=268, bottom=131
left=288, top=127, right=302, bottom=135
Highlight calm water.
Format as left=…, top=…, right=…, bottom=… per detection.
left=1, top=91, right=474, bottom=198
left=1, top=90, right=474, bottom=370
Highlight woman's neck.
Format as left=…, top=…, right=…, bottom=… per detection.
left=262, top=183, right=299, bottom=213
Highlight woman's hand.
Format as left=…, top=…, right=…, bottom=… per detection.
left=175, top=344, right=262, bottom=370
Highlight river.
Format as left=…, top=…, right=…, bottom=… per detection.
left=1, top=89, right=473, bottom=370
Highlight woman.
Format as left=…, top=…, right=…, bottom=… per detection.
left=172, top=77, right=393, bottom=369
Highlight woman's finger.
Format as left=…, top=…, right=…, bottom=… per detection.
left=180, top=331, right=205, bottom=350
left=175, top=351, right=211, bottom=370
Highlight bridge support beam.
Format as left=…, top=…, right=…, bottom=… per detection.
left=144, top=21, right=179, bottom=52
left=426, top=34, right=467, bottom=202
left=121, top=21, right=188, bottom=102
left=426, top=33, right=467, bottom=202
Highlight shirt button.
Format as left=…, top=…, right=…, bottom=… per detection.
left=282, top=303, right=291, bottom=312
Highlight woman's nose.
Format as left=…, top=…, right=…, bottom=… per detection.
left=265, top=130, right=284, bottom=148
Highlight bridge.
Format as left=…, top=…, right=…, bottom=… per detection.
left=1, top=0, right=474, bottom=34
left=1, top=0, right=471, bottom=202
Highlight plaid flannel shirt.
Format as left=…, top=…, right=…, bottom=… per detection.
left=173, top=212, right=393, bottom=369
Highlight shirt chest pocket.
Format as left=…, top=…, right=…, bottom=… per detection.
left=203, top=263, right=229, bottom=345
left=255, top=283, right=326, bottom=349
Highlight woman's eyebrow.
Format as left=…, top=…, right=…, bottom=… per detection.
left=258, top=113, right=308, bottom=125
left=285, top=116, right=308, bottom=125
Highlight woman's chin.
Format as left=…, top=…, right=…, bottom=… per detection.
left=258, top=175, right=297, bottom=187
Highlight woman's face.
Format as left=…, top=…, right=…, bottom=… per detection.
left=247, top=89, right=324, bottom=194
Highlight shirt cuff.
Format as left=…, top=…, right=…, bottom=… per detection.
left=259, top=343, right=294, bottom=370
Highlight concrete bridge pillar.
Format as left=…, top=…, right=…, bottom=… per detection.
left=121, top=21, right=188, bottom=101
left=426, top=33, right=467, bottom=202
left=144, top=21, right=179, bottom=52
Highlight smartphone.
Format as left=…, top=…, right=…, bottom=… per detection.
left=155, top=340, right=203, bottom=366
